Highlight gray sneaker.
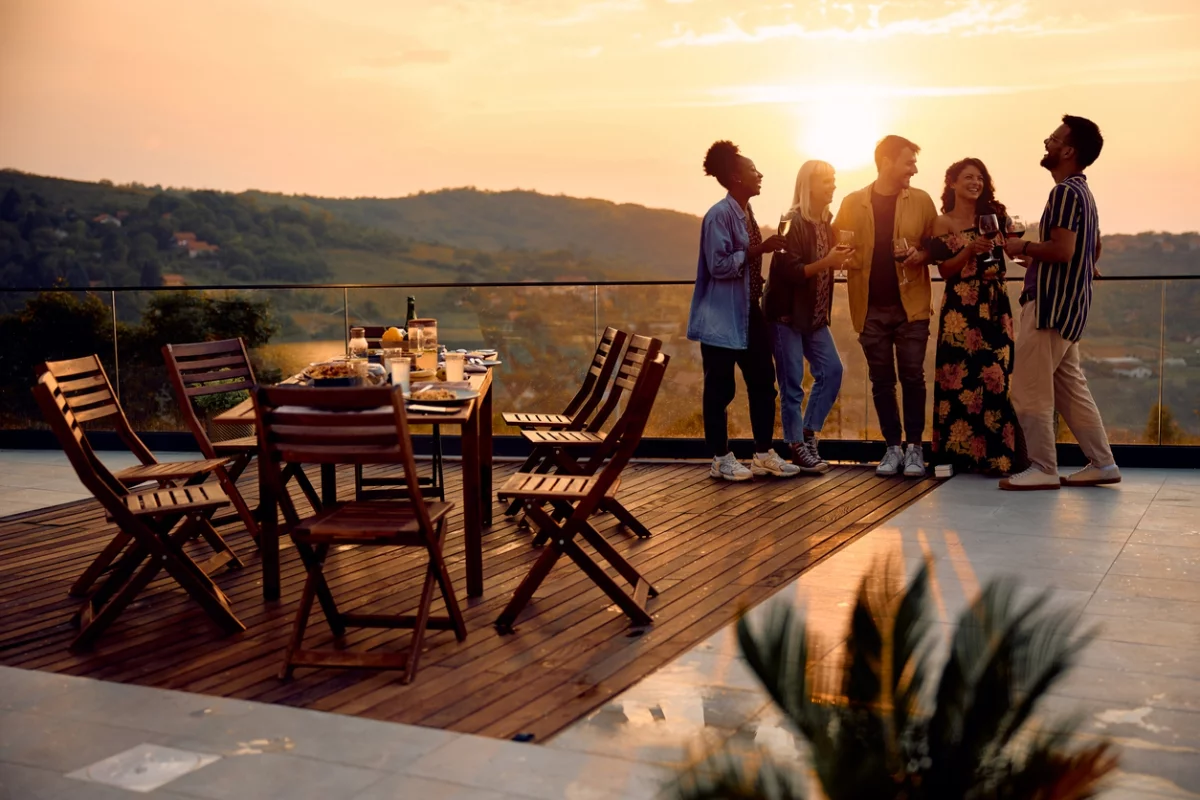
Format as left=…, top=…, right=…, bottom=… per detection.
left=710, top=452, right=752, bottom=482
left=751, top=450, right=801, bottom=478
left=876, top=445, right=904, bottom=477
left=903, top=444, right=926, bottom=478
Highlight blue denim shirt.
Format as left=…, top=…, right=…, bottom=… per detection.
left=686, top=194, right=751, bottom=350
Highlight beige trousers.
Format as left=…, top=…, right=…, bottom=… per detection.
left=1011, top=303, right=1115, bottom=472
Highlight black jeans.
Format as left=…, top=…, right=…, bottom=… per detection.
left=859, top=304, right=930, bottom=447
left=701, top=310, right=777, bottom=455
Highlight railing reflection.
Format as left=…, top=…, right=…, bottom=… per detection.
left=0, top=274, right=1196, bottom=446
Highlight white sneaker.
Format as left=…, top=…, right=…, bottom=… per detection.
left=999, top=465, right=1061, bottom=491
left=1061, top=463, right=1121, bottom=487
left=751, top=450, right=801, bottom=477
left=903, top=444, right=926, bottom=478
left=876, top=445, right=904, bottom=477
left=710, top=452, right=752, bottom=482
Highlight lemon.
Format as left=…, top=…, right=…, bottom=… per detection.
left=381, top=326, right=405, bottom=343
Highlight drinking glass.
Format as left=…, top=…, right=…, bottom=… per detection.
left=389, top=357, right=410, bottom=394
left=894, top=237, right=914, bottom=286
left=1007, top=215, right=1027, bottom=236
left=776, top=214, right=792, bottom=255
left=444, top=352, right=465, bottom=382
left=834, top=230, right=856, bottom=279
left=978, top=214, right=1000, bottom=263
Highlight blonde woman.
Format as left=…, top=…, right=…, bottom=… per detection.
left=763, top=160, right=853, bottom=472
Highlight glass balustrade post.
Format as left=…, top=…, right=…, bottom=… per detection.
left=111, top=289, right=120, bottom=400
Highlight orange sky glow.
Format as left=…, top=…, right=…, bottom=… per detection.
left=1, top=0, right=1198, bottom=233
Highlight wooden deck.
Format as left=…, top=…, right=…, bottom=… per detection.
left=0, top=460, right=938, bottom=741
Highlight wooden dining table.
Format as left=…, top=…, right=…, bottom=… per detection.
left=213, top=368, right=494, bottom=601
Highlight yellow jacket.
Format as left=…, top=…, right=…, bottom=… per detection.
left=833, top=183, right=939, bottom=333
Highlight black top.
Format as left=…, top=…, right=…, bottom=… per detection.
left=762, top=216, right=834, bottom=334
left=869, top=189, right=901, bottom=308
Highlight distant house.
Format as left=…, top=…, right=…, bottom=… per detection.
left=172, top=232, right=218, bottom=258
left=162, top=273, right=187, bottom=287
left=1114, top=366, right=1153, bottom=380
left=1164, top=357, right=1188, bottom=368
left=115, top=210, right=130, bottom=220
left=92, top=213, right=121, bottom=227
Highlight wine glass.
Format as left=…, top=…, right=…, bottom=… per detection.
left=977, top=214, right=1000, bottom=263
left=834, top=230, right=855, bottom=280
left=777, top=214, right=792, bottom=254
left=894, top=237, right=914, bottom=286
left=1007, top=215, right=1027, bottom=236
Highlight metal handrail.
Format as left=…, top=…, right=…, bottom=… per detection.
left=2, top=273, right=1197, bottom=293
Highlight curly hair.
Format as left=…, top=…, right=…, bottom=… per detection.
left=702, top=140, right=741, bottom=189
left=941, top=157, right=1007, bottom=220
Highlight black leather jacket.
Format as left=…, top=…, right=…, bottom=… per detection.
left=762, top=216, right=833, bottom=334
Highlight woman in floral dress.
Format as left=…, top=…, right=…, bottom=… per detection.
left=928, top=158, right=1027, bottom=476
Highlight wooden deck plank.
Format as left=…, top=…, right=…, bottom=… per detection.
left=0, top=458, right=938, bottom=740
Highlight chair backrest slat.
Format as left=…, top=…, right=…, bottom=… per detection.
left=253, top=384, right=435, bottom=531
left=561, top=327, right=628, bottom=427
left=33, top=371, right=130, bottom=504
left=581, top=352, right=669, bottom=506
left=38, top=355, right=156, bottom=465
left=163, top=338, right=258, bottom=458
left=584, top=334, right=661, bottom=434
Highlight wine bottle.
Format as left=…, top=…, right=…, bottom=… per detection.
left=405, top=296, right=416, bottom=329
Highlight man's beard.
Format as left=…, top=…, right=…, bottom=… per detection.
left=1040, top=152, right=1060, bottom=169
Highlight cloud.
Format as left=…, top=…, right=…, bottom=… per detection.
left=540, top=0, right=644, bottom=27
left=657, top=1, right=1058, bottom=47
left=361, top=49, right=452, bottom=66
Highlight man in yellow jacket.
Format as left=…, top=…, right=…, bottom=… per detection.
left=833, top=135, right=938, bottom=478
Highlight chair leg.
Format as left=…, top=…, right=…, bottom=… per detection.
left=72, top=551, right=162, bottom=650
left=428, top=519, right=466, bottom=640
left=354, top=464, right=365, bottom=502
left=403, top=553, right=439, bottom=684
left=601, top=498, right=653, bottom=539
left=578, top=519, right=657, bottom=597
left=562, top=536, right=652, bottom=626
left=293, top=540, right=343, bottom=637
left=193, top=516, right=245, bottom=571
left=432, top=425, right=445, bottom=501
left=69, top=530, right=132, bottom=597
left=222, top=459, right=262, bottom=544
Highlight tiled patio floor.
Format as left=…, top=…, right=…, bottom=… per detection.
left=1, top=450, right=1197, bottom=799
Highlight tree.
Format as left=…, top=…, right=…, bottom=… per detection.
left=0, top=188, right=20, bottom=223
left=1145, top=403, right=1185, bottom=444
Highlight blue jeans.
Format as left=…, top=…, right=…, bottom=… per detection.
left=770, top=323, right=844, bottom=442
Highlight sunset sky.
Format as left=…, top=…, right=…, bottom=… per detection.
left=2, top=0, right=1198, bottom=233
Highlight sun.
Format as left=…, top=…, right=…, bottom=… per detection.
left=798, top=102, right=886, bottom=172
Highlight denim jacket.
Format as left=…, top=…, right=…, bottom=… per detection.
left=686, top=194, right=752, bottom=350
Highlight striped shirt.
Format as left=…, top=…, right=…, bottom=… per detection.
left=1032, top=174, right=1099, bottom=342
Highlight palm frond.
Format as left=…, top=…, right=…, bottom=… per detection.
left=994, top=725, right=1119, bottom=800
left=668, top=746, right=809, bottom=800
left=890, top=560, right=934, bottom=737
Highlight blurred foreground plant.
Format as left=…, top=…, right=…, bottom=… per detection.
left=671, top=561, right=1117, bottom=800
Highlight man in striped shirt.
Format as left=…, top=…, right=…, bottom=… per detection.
left=1000, top=115, right=1119, bottom=491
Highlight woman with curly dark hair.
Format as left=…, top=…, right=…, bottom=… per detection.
left=686, top=140, right=798, bottom=481
left=927, top=158, right=1027, bottom=476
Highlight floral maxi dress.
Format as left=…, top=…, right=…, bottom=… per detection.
left=929, top=229, right=1027, bottom=476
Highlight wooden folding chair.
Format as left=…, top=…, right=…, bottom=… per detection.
left=502, top=326, right=628, bottom=431
left=354, top=325, right=445, bottom=503
left=495, top=352, right=669, bottom=633
left=512, top=335, right=663, bottom=537
left=37, top=355, right=244, bottom=597
left=503, top=333, right=657, bottom=518
left=164, top=338, right=293, bottom=544
left=33, top=371, right=246, bottom=650
left=254, top=384, right=467, bottom=683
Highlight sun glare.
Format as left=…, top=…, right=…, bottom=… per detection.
left=798, top=102, right=885, bottom=172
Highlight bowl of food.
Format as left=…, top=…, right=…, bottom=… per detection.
left=304, top=362, right=360, bottom=387
left=404, top=387, right=480, bottom=405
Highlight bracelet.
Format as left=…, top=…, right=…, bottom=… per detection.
left=1021, top=240, right=1030, bottom=256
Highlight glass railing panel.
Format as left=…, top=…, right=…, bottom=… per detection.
left=0, top=289, right=118, bottom=430
left=1160, top=279, right=1199, bottom=444
left=1072, top=279, right=1164, bottom=444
